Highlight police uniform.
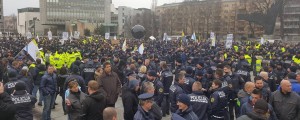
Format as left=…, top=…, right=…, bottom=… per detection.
left=160, top=68, right=173, bottom=116
left=134, top=93, right=155, bottom=120
left=82, top=61, right=97, bottom=84
left=189, top=91, right=210, bottom=120
left=210, top=88, right=229, bottom=120
left=169, top=81, right=185, bottom=113
left=142, top=70, right=164, bottom=107
left=11, top=82, right=37, bottom=120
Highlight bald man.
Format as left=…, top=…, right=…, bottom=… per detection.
left=260, top=71, right=276, bottom=92
left=103, top=107, right=117, bottom=120
left=270, top=80, right=300, bottom=120
left=238, top=82, right=255, bottom=106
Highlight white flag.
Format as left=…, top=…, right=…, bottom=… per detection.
left=70, top=32, right=73, bottom=41
left=114, top=35, right=117, bottom=40
left=27, top=32, right=32, bottom=39
left=48, top=31, right=52, bottom=40
left=210, top=32, right=216, bottom=47
left=138, top=43, right=144, bottom=55
left=36, top=35, right=40, bottom=42
left=23, top=40, right=39, bottom=61
left=260, top=37, right=264, bottom=45
left=191, top=32, right=196, bottom=40
left=122, top=39, right=127, bottom=51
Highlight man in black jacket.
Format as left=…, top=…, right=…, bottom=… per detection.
left=81, top=80, right=106, bottom=120
left=189, top=81, right=210, bottom=120
left=11, top=82, right=37, bottom=120
left=121, top=80, right=139, bottom=120
left=0, top=82, right=16, bottom=120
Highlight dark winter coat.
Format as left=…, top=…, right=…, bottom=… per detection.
left=11, top=90, right=37, bottom=120
left=98, top=71, right=121, bottom=105
left=66, top=91, right=87, bottom=120
left=80, top=91, right=106, bottom=120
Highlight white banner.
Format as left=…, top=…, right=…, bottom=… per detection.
left=48, top=31, right=52, bottom=40
left=260, top=37, right=264, bottom=45
left=26, top=32, right=32, bottom=39
left=210, top=32, right=216, bottom=47
left=74, top=31, right=80, bottom=39
left=105, top=33, right=110, bottom=40
left=163, top=33, right=168, bottom=41
left=62, top=32, right=69, bottom=40
left=226, top=34, right=233, bottom=49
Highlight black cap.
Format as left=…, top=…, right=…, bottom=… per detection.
left=185, top=66, right=193, bottom=75
left=254, top=99, right=269, bottom=113
left=8, top=69, right=18, bottom=78
left=147, top=70, right=157, bottom=77
left=196, top=71, right=204, bottom=76
left=126, top=72, right=135, bottom=77
left=138, top=93, right=154, bottom=100
left=15, top=82, right=26, bottom=91
left=197, top=61, right=204, bottom=67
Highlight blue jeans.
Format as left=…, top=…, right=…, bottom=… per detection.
left=42, top=94, right=55, bottom=120
left=32, top=85, right=43, bottom=102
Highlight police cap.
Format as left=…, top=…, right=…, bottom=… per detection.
left=138, top=93, right=154, bottom=101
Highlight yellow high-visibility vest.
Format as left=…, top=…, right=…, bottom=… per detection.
left=245, top=54, right=252, bottom=64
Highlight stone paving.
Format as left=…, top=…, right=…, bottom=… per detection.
left=33, top=95, right=171, bottom=120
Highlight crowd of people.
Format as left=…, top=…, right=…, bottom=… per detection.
left=0, top=36, right=300, bottom=120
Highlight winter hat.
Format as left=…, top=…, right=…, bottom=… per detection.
left=15, top=82, right=26, bottom=91
left=147, top=70, right=157, bottom=77
left=185, top=67, right=193, bottom=75
left=254, top=99, right=269, bottom=114
left=71, top=65, right=80, bottom=74
left=8, top=69, right=18, bottom=78
left=128, top=80, right=139, bottom=90
left=289, top=66, right=297, bottom=73
left=177, top=94, right=190, bottom=106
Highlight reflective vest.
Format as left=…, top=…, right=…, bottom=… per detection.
left=281, top=47, right=286, bottom=53
left=255, top=44, right=260, bottom=49
left=224, top=53, right=228, bottom=59
left=292, top=55, right=300, bottom=64
left=256, top=58, right=262, bottom=72
left=234, top=46, right=238, bottom=52
left=245, top=54, right=252, bottom=64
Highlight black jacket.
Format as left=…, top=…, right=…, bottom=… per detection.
left=160, top=69, right=173, bottom=94
left=0, top=92, right=16, bottom=120
left=189, top=91, right=210, bottom=120
left=4, top=78, right=29, bottom=95
left=11, top=90, right=37, bottom=120
left=237, top=112, right=268, bottom=120
left=122, top=87, right=138, bottom=120
left=169, top=82, right=185, bottom=113
left=175, top=106, right=199, bottom=120
left=80, top=91, right=106, bottom=120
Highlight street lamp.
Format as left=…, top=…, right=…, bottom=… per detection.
left=33, top=17, right=38, bottom=36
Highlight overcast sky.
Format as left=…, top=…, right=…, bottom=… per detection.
left=3, top=0, right=182, bottom=16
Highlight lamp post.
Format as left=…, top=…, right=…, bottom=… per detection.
left=33, top=17, right=37, bottom=36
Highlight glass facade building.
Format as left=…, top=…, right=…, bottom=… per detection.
left=40, top=0, right=111, bottom=25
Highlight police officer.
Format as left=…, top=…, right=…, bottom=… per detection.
left=174, top=59, right=185, bottom=77
left=189, top=81, right=210, bottom=120
left=11, top=82, right=37, bottom=120
left=169, top=72, right=186, bottom=113
left=223, top=65, right=244, bottom=119
left=134, top=93, right=155, bottom=120
left=210, top=79, right=229, bottom=120
left=4, top=69, right=28, bottom=95
left=184, top=67, right=196, bottom=94
left=142, top=70, right=164, bottom=107
left=159, top=61, right=173, bottom=116
left=82, top=57, right=97, bottom=84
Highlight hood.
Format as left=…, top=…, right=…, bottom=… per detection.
left=89, top=91, right=105, bottom=101
left=246, top=111, right=268, bottom=120
left=176, top=105, right=193, bottom=116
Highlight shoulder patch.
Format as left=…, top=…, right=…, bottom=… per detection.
left=210, top=98, right=214, bottom=103
left=159, top=88, right=163, bottom=93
